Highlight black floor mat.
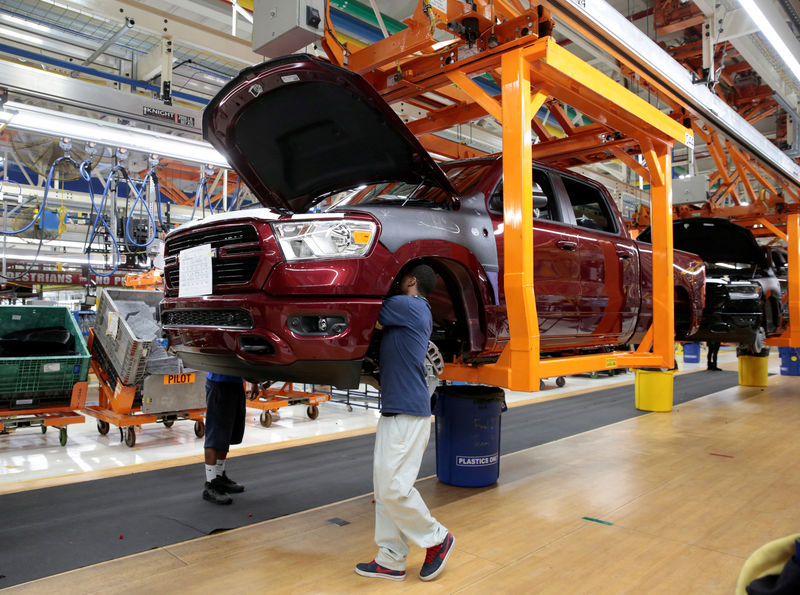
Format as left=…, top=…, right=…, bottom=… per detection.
left=0, top=370, right=740, bottom=587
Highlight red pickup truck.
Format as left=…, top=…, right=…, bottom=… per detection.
left=160, top=54, right=705, bottom=387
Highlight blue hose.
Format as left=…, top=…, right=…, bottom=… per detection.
left=0, top=156, right=78, bottom=235
left=149, top=171, right=170, bottom=233
left=190, top=176, right=215, bottom=220
left=228, top=179, right=241, bottom=212
left=124, top=168, right=158, bottom=248
left=81, top=162, right=123, bottom=277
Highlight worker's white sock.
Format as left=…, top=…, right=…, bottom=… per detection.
left=216, top=460, right=226, bottom=477
left=205, top=464, right=216, bottom=483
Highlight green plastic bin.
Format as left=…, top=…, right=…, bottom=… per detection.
left=0, top=305, right=90, bottom=410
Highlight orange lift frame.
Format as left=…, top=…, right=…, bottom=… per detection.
left=440, top=38, right=688, bottom=390
left=321, top=3, right=693, bottom=392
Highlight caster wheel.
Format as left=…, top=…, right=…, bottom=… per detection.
left=346, top=405, right=353, bottom=412
left=163, top=420, right=174, bottom=428
left=97, top=420, right=110, bottom=435
left=194, top=420, right=205, bottom=438
left=260, top=411, right=272, bottom=427
left=124, top=427, right=136, bottom=448
left=59, top=427, right=68, bottom=446
left=539, top=379, right=545, bottom=390
left=41, top=425, right=47, bottom=434
left=556, top=376, right=566, bottom=388
left=307, top=405, right=319, bottom=420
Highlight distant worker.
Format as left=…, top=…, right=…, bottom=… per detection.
left=707, top=341, right=721, bottom=371
left=202, top=373, right=246, bottom=505
left=355, top=264, right=455, bottom=582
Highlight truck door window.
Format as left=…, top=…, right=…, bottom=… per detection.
left=562, top=177, right=616, bottom=233
left=488, top=169, right=557, bottom=221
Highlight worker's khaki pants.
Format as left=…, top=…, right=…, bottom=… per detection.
left=373, top=414, right=448, bottom=571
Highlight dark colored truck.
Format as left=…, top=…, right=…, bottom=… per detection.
left=160, top=54, right=705, bottom=387
left=640, top=217, right=784, bottom=354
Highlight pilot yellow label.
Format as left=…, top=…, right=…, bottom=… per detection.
left=605, top=358, right=617, bottom=368
left=164, top=373, right=195, bottom=385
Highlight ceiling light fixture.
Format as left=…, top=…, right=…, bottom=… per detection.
left=0, top=14, right=52, bottom=33
left=1, top=251, right=96, bottom=265
left=0, top=25, right=44, bottom=46
left=736, top=0, right=800, bottom=82
left=0, top=101, right=229, bottom=167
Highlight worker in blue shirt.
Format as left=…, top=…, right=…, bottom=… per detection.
left=355, top=264, right=455, bottom=582
left=202, top=373, right=246, bottom=505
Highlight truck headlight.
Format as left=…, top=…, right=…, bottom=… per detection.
left=728, top=284, right=761, bottom=299
left=272, top=219, right=377, bottom=261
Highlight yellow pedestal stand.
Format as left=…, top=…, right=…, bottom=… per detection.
left=738, top=355, right=769, bottom=387
left=634, top=369, right=674, bottom=412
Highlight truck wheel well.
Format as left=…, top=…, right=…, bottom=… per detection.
left=380, top=259, right=481, bottom=361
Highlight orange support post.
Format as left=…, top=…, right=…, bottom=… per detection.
left=766, top=213, right=800, bottom=348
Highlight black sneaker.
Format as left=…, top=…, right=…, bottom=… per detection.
left=217, top=472, right=245, bottom=493
left=354, top=560, right=406, bottom=581
left=203, top=481, right=233, bottom=505
left=419, top=533, right=455, bottom=581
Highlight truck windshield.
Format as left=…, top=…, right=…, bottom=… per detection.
left=328, top=162, right=491, bottom=209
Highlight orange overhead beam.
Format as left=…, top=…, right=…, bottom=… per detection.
left=446, top=71, right=503, bottom=122
left=417, top=134, right=489, bottom=160
left=405, top=102, right=489, bottom=136
left=609, top=146, right=651, bottom=181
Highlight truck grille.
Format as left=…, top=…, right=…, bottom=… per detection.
left=166, top=257, right=260, bottom=289
left=165, top=224, right=259, bottom=256
left=162, top=309, right=253, bottom=328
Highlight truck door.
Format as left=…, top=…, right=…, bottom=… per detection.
left=555, top=174, right=640, bottom=345
left=488, top=167, right=582, bottom=349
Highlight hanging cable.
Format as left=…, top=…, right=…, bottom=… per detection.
left=82, top=162, right=123, bottom=278
left=190, top=176, right=215, bottom=220
left=0, top=156, right=79, bottom=281
left=0, top=155, right=77, bottom=236
left=123, top=167, right=158, bottom=248
left=148, top=170, right=170, bottom=233
left=227, top=178, right=241, bottom=212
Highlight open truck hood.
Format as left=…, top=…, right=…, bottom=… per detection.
left=640, top=217, right=764, bottom=268
left=203, top=54, right=458, bottom=213
left=670, top=218, right=764, bottom=267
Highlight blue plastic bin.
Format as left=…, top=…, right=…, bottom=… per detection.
left=432, top=385, right=506, bottom=487
left=682, top=342, right=701, bottom=363
left=72, top=310, right=96, bottom=337
left=779, top=347, right=800, bottom=376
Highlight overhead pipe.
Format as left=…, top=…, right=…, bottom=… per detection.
left=0, top=41, right=209, bottom=105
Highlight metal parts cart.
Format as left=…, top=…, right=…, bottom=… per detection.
left=245, top=382, right=332, bottom=427
left=81, top=289, right=206, bottom=447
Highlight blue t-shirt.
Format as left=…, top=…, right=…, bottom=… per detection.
left=206, top=373, right=242, bottom=383
left=378, top=294, right=433, bottom=417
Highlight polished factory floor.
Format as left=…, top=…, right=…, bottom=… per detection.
left=4, top=347, right=795, bottom=593
left=0, top=347, right=741, bottom=491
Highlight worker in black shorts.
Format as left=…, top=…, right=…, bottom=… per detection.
left=707, top=341, right=721, bottom=371
left=203, top=373, right=246, bottom=505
